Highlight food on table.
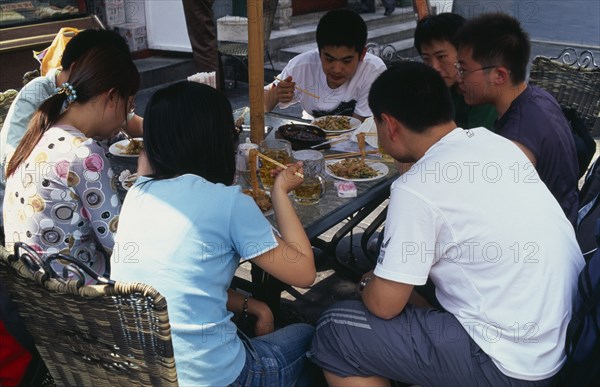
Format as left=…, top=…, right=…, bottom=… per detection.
left=116, top=139, right=144, bottom=155
left=328, top=158, right=379, bottom=179
left=313, top=116, right=351, bottom=131
left=243, top=189, right=273, bottom=213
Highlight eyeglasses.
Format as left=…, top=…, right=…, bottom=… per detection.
left=454, top=62, right=498, bottom=78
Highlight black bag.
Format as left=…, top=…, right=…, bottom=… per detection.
left=564, top=107, right=596, bottom=179
left=577, top=159, right=600, bottom=261
left=558, top=245, right=600, bottom=386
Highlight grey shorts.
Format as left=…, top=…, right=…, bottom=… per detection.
left=308, top=300, right=554, bottom=387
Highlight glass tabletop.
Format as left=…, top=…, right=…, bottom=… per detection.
left=238, top=111, right=398, bottom=240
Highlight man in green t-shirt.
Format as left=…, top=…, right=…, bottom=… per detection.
left=414, top=13, right=497, bottom=130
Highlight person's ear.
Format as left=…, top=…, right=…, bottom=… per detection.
left=106, top=88, right=120, bottom=106
left=380, top=112, right=398, bottom=140
left=493, top=66, right=511, bottom=85
left=359, top=47, right=367, bottom=61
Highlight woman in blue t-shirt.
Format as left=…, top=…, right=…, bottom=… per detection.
left=111, top=81, right=316, bottom=386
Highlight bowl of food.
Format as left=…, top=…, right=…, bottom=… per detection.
left=277, top=123, right=326, bottom=150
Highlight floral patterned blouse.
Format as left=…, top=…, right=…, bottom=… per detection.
left=3, top=125, right=120, bottom=278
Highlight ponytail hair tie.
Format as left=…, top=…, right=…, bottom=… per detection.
left=54, top=82, right=78, bottom=105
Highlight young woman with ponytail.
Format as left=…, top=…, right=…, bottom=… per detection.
left=3, top=45, right=140, bottom=280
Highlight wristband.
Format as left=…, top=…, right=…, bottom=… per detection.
left=358, top=276, right=372, bottom=293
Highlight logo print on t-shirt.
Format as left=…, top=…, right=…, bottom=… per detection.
left=312, top=100, right=357, bottom=118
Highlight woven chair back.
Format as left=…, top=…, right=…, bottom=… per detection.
left=365, top=42, right=413, bottom=68
left=0, top=246, right=178, bottom=387
left=529, top=51, right=600, bottom=132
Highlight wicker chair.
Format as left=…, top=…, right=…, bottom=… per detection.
left=0, top=244, right=178, bottom=387
left=366, top=42, right=413, bottom=68
left=529, top=48, right=600, bottom=133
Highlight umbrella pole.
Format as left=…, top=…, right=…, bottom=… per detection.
left=247, top=0, right=265, bottom=144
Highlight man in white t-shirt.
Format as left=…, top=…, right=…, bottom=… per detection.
left=264, top=9, right=386, bottom=121
left=308, top=62, right=585, bottom=386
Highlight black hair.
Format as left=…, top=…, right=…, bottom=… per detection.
left=8, top=46, right=139, bottom=177
left=61, top=29, right=131, bottom=69
left=368, top=62, right=454, bottom=133
left=316, top=9, right=367, bottom=54
left=454, top=13, right=530, bottom=83
left=142, top=81, right=236, bottom=186
left=414, top=13, right=466, bottom=55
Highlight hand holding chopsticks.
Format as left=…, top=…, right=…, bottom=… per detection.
left=274, top=76, right=319, bottom=100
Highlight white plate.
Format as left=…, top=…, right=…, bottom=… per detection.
left=311, top=115, right=361, bottom=134
left=233, top=106, right=250, bottom=126
left=109, top=138, right=143, bottom=157
left=325, top=159, right=389, bottom=182
left=118, top=170, right=138, bottom=190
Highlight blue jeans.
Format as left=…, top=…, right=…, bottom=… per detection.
left=230, top=323, right=315, bottom=387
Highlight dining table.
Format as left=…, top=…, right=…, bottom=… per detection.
left=107, top=110, right=400, bottom=322
left=239, top=111, right=399, bottom=320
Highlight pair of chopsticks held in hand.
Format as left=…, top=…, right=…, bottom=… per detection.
left=274, top=77, right=319, bottom=100
left=249, top=149, right=304, bottom=179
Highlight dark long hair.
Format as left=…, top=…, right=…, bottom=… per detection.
left=7, top=46, right=139, bottom=177
left=142, top=81, right=236, bottom=185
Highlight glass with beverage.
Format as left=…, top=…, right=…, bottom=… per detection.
left=292, top=150, right=326, bottom=205
left=258, top=139, right=292, bottom=191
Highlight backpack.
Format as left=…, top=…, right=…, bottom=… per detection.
left=559, top=246, right=600, bottom=386
left=577, top=159, right=600, bottom=261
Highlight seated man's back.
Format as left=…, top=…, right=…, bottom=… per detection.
left=386, top=126, right=583, bottom=377
left=494, top=85, right=579, bottom=222
left=309, top=62, right=584, bottom=387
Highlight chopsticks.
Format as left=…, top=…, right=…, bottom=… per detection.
left=274, top=77, right=320, bottom=100
left=252, top=150, right=304, bottom=179
left=121, top=130, right=134, bottom=142
left=310, top=134, right=351, bottom=149
left=324, top=150, right=379, bottom=160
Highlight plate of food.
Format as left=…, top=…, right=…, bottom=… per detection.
left=118, top=170, right=138, bottom=190
left=242, top=188, right=274, bottom=216
left=311, top=115, right=361, bottom=134
left=325, top=158, right=389, bottom=182
left=109, top=138, right=143, bottom=157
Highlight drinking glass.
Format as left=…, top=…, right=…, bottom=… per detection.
left=258, top=139, right=292, bottom=191
left=292, top=149, right=326, bottom=205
